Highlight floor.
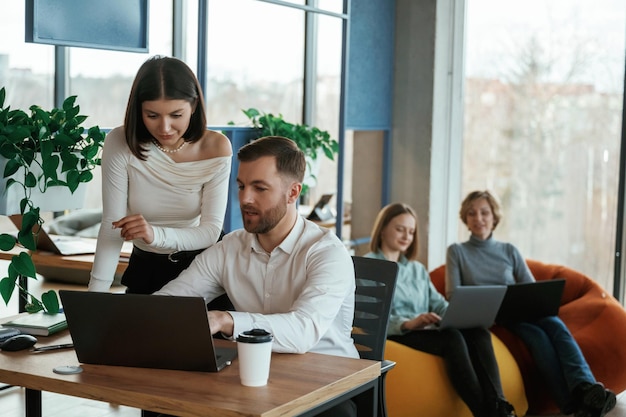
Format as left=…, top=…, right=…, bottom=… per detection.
left=0, top=386, right=624, bottom=417
left=0, top=388, right=138, bottom=417
left=526, top=390, right=626, bottom=417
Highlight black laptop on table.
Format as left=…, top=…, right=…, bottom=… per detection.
left=59, top=290, right=237, bottom=372
left=495, top=279, right=566, bottom=324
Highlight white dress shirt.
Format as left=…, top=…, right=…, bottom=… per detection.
left=156, top=215, right=359, bottom=359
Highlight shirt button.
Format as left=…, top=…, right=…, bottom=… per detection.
left=265, top=293, right=270, bottom=298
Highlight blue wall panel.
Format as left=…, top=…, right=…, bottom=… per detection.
left=346, top=0, right=395, bottom=130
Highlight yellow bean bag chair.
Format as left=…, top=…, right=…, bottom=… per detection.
left=385, top=334, right=528, bottom=417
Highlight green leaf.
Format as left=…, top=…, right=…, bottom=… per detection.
left=62, top=95, right=77, bottom=113
left=78, top=170, right=93, bottom=183
left=22, top=208, right=40, bottom=229
left=24, top=172, right=37, bottom=188
left=3, top=157, right=20, bottom=177
left=61, top=151, right=79, bottom=172
left=0, top=233, right=16, bottom=251
left=0, top=87, right=5, bottom=109
left=41, top=154, right=60, bottom=183
left=22, top=147, right=35, bottom=166
left=25, top=300, right=44, bottom=313
left=83, top=144, right=100, bottom=160
left=17, top=229, right=36, bottom=250
left=0, top=276, right=16, bottom=305
left=40, top=139, right=54, bottom=158
left=243, top=108, right=260, bottom=119
left=11, top=252, right=37, bottom=278
left=41, top=290, right=60, bottom=314
left=67, top=170, right=80, bottom=193
left=19, top=198, right=28, bottom=215
left=54, top=132, right=75, bottom=148
left=322, top=146, right=335, bottom=160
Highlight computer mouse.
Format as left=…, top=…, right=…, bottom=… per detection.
left=0, top=334, right=38, bottom=351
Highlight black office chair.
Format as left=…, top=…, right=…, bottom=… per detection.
left=351, top=256, right=398, bottom=417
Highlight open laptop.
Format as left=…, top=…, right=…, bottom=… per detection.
left=59, top=290, right=237, bottom=372
left=9, top=214, right=98, bottom=255
left=495, top=279, right=566, bottom=324
left=306, top=193, right=335, bottom=221
left=425, top=285, right=507, bottom=330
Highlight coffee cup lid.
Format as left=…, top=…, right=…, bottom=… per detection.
left=237, top=329, right=273, bottom=343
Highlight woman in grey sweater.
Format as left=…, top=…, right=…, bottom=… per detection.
left=446, top=190, right=616, bottom=417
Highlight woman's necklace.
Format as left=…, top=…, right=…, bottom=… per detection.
left=152, top=139, right=187, bottom=154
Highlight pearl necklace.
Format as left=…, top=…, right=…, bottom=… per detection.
left=152, top=139, right=187, bottom=153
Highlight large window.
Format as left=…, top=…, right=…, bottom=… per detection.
left=0, top=3, right=54, bottom=110
left=463, top=0, right=626, bottom=292
left=0, top=1, right=347, bottom=216
left=67, top=3, right=173, bottom=129
left=203, top=0, right=305, bottom=126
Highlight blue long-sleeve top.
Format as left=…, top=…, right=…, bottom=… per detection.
left=365, top=251, right=448, bottom=336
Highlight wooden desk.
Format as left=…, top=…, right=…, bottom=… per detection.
left=0, top=245, right=129, bottom=285
left=0, top=330, right=380, bottom=417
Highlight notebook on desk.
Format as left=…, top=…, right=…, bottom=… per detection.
left=59, top=290, right=237, bottom=372
left=495, top=279, right=566, bottom=324
left=424, top=285, right=507, bottom=330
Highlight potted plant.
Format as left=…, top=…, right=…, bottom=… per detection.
left=0, top=87, right=105, bottom=314
left=238, top=108, right=339, bottom=195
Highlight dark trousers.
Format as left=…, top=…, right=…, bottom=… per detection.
left=389, top=327, right=504, bottom=417
left=122, top=247, right=202, bottom=294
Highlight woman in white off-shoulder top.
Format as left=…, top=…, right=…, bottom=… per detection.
left=88, top=55, right=232, bottom=295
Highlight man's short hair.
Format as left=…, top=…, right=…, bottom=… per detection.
left=237, top=136, right=306, bottom=182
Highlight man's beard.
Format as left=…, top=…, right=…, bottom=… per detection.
left=241, top=201, right=287, bottom=234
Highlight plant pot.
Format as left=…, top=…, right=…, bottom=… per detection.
left=0, top=155, right=87, bottom=215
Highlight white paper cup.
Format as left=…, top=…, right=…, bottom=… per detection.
left=236, top=329, right=273, bottom=387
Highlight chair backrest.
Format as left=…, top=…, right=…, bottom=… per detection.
left=351, top=256, right=398, bottom=361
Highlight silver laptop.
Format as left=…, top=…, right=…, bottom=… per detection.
left=425, top=285, right=507, bottom=330
left=59, top=290, right=237, bottom=372
left=10, top=215, right=97, bottom=255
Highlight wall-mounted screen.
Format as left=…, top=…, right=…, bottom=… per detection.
left=25, top=0, right=149, bottom=53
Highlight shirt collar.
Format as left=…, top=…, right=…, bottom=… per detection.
left=373, top=249, right=409, bottom=266
left=249, top=214, right=304, bottom=255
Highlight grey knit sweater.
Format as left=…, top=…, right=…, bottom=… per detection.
left=445, top=234, right=534, bottom=298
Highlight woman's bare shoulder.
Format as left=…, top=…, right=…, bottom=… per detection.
left=199, top=129, right=232, bottom=158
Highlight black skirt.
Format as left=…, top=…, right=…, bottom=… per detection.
left=121, top=247, right=203, bottom=294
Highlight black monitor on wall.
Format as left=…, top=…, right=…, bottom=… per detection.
left=25, top=0, right=149, bottom=53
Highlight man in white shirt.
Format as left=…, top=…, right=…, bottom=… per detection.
left=156, top=136, right=358, bottom=416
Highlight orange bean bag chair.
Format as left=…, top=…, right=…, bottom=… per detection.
left=426, top=259, right=626, bottom=415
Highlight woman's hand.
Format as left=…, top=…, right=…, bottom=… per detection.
left=401, top=312, right=442, bottom=331
left=112, top=214, right=155, bottom=244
